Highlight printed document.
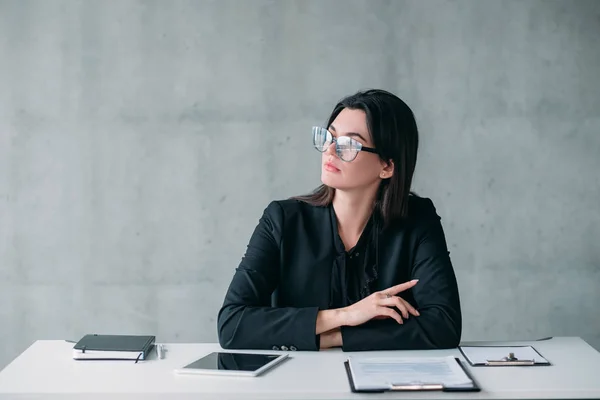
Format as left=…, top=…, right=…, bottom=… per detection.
left=347, top=355, right=473, bottom=391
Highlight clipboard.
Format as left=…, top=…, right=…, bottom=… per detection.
left=459, top=345, right=552, bottom=367
left=343, top=357, right=481, bottom=393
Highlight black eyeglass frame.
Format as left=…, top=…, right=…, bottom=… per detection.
left=312, top=126, right=378, bottom=162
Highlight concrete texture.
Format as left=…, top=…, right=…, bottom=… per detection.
left=1, top=0, right=599, bottom=368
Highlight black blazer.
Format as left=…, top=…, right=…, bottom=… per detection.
left=217, top=195, right=462, bottom=352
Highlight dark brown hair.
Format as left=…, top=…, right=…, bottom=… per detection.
left=293, top=89, right=419, bottom=227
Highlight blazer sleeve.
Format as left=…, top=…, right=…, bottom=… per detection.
left=217, top=201, right=321, bottom=351
left=340, top=200, right=462, bottom=351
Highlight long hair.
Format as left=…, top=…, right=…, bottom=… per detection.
left=293, top=89, right=419, bottom=227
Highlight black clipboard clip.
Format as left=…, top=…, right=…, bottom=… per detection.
left=485, top=352, right=535, bottom=366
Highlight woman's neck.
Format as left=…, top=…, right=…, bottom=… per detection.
left=332, top=185, right=378, bottom=249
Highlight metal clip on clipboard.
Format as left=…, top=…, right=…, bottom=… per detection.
left=389, top=382, right=445, bottom=391
left=485, top=352, right=535, bottom=366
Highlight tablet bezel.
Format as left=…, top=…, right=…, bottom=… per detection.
left=173, top=351, right=289, bottom=377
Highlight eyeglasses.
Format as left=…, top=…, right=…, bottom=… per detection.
left=312, top=126, right=377, bottom=162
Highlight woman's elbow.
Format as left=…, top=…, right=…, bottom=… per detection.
left=217, top=327, right=234, bottom=349
left=432, top=314, right=462, bottom=349
left=436, top=325, right=461, bottom=349
left=420, top=306, right=461, bottom=349
left=217, top=306, right=241, bottom=349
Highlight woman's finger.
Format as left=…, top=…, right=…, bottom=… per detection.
left=380, top=296, right=409, bottom=318
left=386, top=279, right=419, bottom=296
left=377, top=307, right=403, bottom=324
left=395, top=297, right=420, bottom=317
left=400, top=297, right=420, bottom=316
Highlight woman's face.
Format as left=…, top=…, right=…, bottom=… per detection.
left=320, top=108, right=392, bottom=191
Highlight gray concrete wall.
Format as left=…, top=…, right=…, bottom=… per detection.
left=1, top=0, right=599, bottom=369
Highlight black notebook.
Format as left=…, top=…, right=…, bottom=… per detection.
left=72, top=334, right=156, bottom=361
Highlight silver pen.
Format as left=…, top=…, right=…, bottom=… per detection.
left=156, top=344, right=165, bottom=359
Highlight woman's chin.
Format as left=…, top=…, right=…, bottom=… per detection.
left=321, top=175, right=347, bottom=190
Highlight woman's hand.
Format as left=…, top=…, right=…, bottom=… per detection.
left=341, top=280, right=420, bottom=326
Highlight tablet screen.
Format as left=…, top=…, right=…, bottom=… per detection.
left=182, top=352, right=281, bottom=372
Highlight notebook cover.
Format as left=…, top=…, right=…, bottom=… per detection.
left=73, top=334, right=155, bottom=353
left=344, top=358, right=481, bottom=393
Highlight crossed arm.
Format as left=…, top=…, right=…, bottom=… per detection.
left=217, top=202, right=462, bottom=351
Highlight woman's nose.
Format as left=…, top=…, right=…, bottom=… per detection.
left=324, top=141, right=336, bottom=156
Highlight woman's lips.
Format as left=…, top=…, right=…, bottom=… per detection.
left=324, top=162, right=340, bottom=172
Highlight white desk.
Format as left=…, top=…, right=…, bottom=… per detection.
left=0, top=337, right=599, bottom=399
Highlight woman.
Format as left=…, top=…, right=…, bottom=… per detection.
left=217, top=89, right=462, bottom=352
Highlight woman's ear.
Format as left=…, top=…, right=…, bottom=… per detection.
left=379, top=160, right=394, bottom=179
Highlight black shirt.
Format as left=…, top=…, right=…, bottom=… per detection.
left=329, top=206, right=375, bottom=309
left=217, top=194, right=462, bottom=352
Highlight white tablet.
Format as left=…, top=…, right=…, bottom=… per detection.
left=174, top=352, right=289, bottom=377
